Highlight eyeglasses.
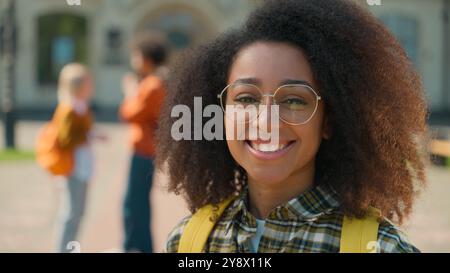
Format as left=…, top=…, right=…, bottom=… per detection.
left=217, top=83, right=322, bottom=125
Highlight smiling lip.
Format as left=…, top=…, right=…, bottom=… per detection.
left=245, top=140, right=296, bottom=160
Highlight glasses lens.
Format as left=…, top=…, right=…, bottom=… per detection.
left=274, top=85, right=318, bottom=124
left=221, top=83, right=261, bottom=123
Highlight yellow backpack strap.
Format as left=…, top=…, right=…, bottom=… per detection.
left=178, top=196, right=236, bottom=253
left=340, top=207, right=381, bottom=253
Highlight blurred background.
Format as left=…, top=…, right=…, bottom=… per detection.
left=0, top=0, right=449, bottom=252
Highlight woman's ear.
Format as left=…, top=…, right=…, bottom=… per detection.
left=322, top=115, right=332, bottom=140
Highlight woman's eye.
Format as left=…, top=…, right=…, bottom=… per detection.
left=234, top=95, right=259, bottom=104
left=280, top=98, right=308, bottom=109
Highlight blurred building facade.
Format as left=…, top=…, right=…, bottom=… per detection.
left=366, top=0, right=450, bottom=125
left=0, top=0, right=449, bottom=123
left=0, top=0, right=259, bottom=120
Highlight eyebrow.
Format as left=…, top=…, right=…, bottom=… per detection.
left=232, top=78, right=314, bottom=88
left=233, top=77, right=261, bottom=85
left=280, top=79, right=312, bottom=87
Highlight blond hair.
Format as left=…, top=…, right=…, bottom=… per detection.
left=58, top=63, right=90, bottom=103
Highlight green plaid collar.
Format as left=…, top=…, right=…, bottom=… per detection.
left=222, top=182, right=341, bottom=230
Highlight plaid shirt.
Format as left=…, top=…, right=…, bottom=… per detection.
left=165, top=183, right=420, bottom=253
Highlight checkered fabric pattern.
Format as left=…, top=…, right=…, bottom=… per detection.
left=165, top=183, right=420, bottom=253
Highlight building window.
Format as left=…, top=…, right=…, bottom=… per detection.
left=104, top=28, right=124, bottom=65
left=138, top=8, right=212, bottom=50
left=380, top=14, right=419, bottom=66
left=37, top=13, right=87, bottom=85
left=140, top=11, right=194, bottom=49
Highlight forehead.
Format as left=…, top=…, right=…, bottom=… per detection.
left=228, top=41, right=316, bottom=87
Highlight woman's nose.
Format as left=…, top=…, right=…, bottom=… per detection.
left=251, top=100, right=281, bottom=136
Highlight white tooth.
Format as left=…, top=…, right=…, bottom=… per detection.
left=254, top=143, right=287, bottom=152
left=261, top=143, right=274, bottom=152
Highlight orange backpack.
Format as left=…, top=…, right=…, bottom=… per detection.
left=35, top=105, right=74, bottom=176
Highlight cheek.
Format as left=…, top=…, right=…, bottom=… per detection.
left=292, top=110, right=325, bottom=156
left=88, top=82, right=94, bottom=94
left=224, top=114, right=244, bottom=141
left=81, top=83, right=93, bottom=98
left=226, top=139, right=242, bottom=166
left=294, top=125, right=321, bottom=147
left=224, top=115, right=247, bottom=165
left=86, top=89, right=93, bottom=99
left=225, top=116, right=238, bottom=144
left=131, top=55, right=142, bottom=69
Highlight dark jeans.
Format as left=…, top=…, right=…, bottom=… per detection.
left=123, top=154, right=154, bottom=253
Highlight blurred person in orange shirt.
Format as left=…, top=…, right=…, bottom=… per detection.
left=38, top=64, right=96, bottom=252
left=119, top=33, right=168, bottom=253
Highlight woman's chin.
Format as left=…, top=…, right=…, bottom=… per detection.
left=246, top=168, right=290, bottom=186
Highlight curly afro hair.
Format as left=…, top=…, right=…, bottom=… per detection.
left=156, top=0, right=429, bottom=224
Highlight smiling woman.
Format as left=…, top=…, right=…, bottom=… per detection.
left=157, top=0, right=429, bottom=253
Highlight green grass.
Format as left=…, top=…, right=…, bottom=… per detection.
left=0, top=149, right=35, bottom=162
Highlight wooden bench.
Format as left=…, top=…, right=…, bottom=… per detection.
left=431, top=140, right=450, bottom=157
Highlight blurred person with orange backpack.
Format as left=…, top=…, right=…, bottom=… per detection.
left=119, top=33, right=168, bottom=253
left=36, top=63, right=96, bottom=253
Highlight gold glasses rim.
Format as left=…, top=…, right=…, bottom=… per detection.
left=216, top=82, right=322, bottom=125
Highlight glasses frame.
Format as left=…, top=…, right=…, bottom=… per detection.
left=217, top=83, right=322, bottom=125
